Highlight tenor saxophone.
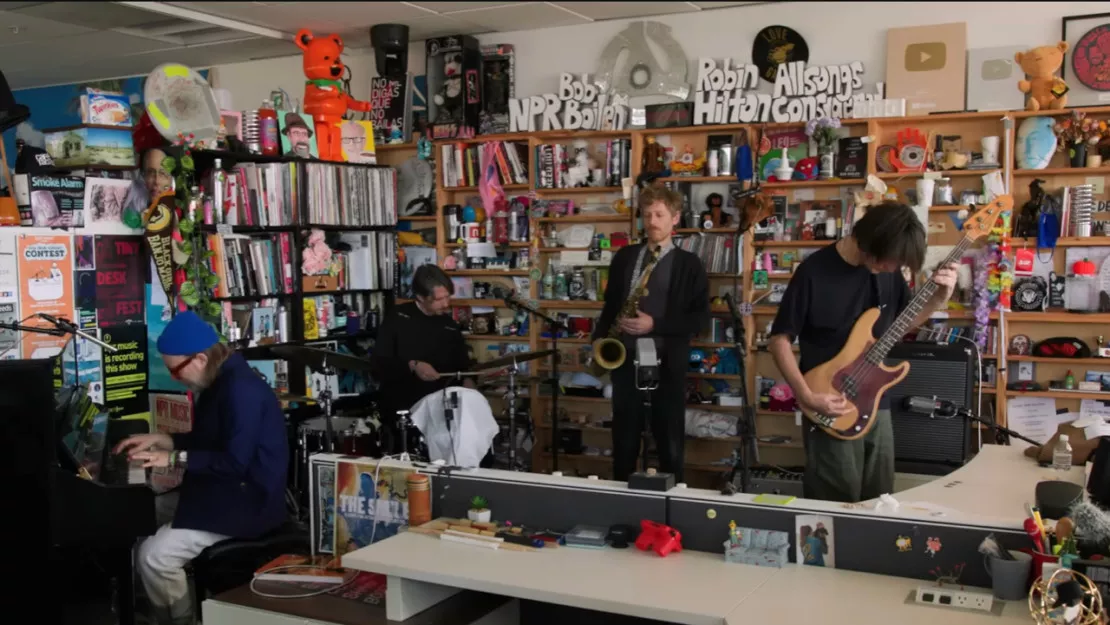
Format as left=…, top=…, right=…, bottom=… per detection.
left=588, top=247, right=660, bottom=377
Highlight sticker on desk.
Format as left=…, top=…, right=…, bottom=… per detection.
left=753, top=494, right=796, bottom=506
left=925, top=536, right=942, bottom=557
left=795, top=514, right=835, bottom=569
left=896, top=535, right=912, bottom=552
left=706, top=508, right=717, bottom=519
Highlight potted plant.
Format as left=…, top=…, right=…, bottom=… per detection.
left=467, top=496, right=491, bottom=523
left=805, top=117, right=842, bottom=180
left=1053, top=111, right=1104, bottom=168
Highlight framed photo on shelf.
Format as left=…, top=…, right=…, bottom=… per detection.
left=1061, top=12, right=1110, bottom=107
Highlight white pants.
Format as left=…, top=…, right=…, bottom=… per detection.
left=136, top=493, right=229, bottom=625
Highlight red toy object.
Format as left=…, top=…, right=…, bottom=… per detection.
left=294, top=29, right=372, bottom=162
left=634, top=520, right=682, bottom=557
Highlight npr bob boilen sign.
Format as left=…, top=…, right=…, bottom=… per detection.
left=509, top=74, right=628, bottom=132
left=693, top=58, right=880, bottom=125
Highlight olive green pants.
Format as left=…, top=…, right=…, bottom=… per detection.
left=802, top=409, right=894, bottom=503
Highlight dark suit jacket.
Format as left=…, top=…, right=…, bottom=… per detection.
left=593, top=243, right=710, bottom=378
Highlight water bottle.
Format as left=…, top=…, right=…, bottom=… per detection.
left=1053, top=434, right=1073, bottom=471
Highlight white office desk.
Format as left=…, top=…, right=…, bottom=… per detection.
left=341, top=530, right=776, bottom=625
left=669, top=446, right=1085, bottom=531
left=725, top=565, right=1031, bottom=625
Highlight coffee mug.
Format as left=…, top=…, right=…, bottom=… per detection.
left=984, top=550, right=1032, bottom=600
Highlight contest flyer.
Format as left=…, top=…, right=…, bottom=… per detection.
left=0, top=234, right=20, bottom=360
left=16, top=234, right=74, bottom=359
left=333, top=459, right=410, bottom=556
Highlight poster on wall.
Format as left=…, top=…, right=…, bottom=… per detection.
left=966, top=46, right=1028, bottom=112
left=0, top=234, right=20, bottom=360
left=150, top=393, right=191, bottom=491
left=333, top=459, right=410, bottom=556
left=885, top=22, right=968, bottom=115
left=1062, top=14, right=1110, bottom=107
left=145, top=257, right=184, bottom=393
left=95, top=235, right=144, bottom=327
left=17, top=234, right=74, bottom=360
left=100, top=324, right=149, bottom=421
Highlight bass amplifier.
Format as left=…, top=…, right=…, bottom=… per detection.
left=883, top=343, right=975, bottom=475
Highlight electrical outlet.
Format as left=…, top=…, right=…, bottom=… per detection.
left=915, top=587, right=993, bottom=612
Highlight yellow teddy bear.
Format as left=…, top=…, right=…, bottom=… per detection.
left=1015, top=42, right=1069, bottom=111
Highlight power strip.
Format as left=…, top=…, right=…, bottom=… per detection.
left=914, top=586, right=994, bottom=612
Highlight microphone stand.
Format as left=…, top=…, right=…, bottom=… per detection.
left=948, top=406, right=1041, bottom=448
left=720, top=295, right=757, bottom=495
left=505, top=296, right=566, bottom=472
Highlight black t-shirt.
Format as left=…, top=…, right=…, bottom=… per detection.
left=371, top=302, right=470, bottom=418
left=771, top=243, right=911, bottom=374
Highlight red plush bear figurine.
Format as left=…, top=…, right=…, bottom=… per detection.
left=294, top=29, right=372, bottom=162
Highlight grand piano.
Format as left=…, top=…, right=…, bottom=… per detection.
left=1, top=357, right=155, bottom=625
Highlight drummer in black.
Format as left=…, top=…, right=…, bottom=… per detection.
left=373, top=265, right=474, bottom=452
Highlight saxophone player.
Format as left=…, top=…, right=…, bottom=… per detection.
left=592, top=185, right=710, bottom=482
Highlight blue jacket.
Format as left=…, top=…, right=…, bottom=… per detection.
left=171, top=353, right=287, bottom=538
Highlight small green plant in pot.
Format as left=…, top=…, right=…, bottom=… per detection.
left=467, top=495, right=491, bottom=523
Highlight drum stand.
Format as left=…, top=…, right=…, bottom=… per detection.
left=315, top=359, right=338, bottom=454
left=395, top=410, right=414, bottom=463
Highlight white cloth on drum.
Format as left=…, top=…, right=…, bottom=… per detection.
left=409, top=386, right=498, bottom=468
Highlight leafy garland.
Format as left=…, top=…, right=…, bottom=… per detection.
left=159, top=149, right=222, bottom=324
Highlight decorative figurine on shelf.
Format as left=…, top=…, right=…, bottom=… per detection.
left=417, top=134, right=432, bottom=160
left=389, top=126, right=404, bottom=144
left=295, top=29, right=373, bottom=162
left=700, top=193, right=728, bottom=229
left=1016, top=41, right=1069, bottom=111
left=567, top=139, right=594, bottom=187
left=642, top=136, right=665, bottom=174
left=434, top=52, right=464, bottom=124
left=301, top=229, right=334, bottom=275
left=670, top=145, right=706, bottom=176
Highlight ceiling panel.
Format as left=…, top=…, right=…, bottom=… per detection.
left=0, top=8, right=95, bottom=42
left=549, top=2, right=697, bottom=20
left=688, top=1, right=760, bottom=7
left=449, top=3, right=590, bottom=32
left=3, top=30, right=168, bottom=59
left=271, top=1, right=433, bottom=25
left=406, top=2, right=526, bottom=13
left=12, top=1, right=169, bottom=29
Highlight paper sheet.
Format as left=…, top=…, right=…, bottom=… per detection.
left=1005, top=396, right=1072, bottom=445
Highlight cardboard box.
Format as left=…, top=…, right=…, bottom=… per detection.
left=44, top=125, right=136, bottom=168
left=425, top=35, right=482, bottom=140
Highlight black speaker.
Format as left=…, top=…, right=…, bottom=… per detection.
left=1088, top=437, right=1110, bottom=508
left=0, top=69, right=30, bottom=133
left=884, top=342, right=975, bottom=475
left=370, top=24, right=410, bottom=78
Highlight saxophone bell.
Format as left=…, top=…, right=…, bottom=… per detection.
left=588, top=337, right=626, bottom=377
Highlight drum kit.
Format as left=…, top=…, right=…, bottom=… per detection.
left=271, top=344, right=557, bottom=495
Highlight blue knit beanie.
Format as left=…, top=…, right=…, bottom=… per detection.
left=156, top=311, right=220, bottom=356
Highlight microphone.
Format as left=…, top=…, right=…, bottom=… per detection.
left=902, top=395, right=958, bottom=417
left=37, top=313, right=75, bottom=329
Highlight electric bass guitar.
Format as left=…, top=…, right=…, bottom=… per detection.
left=800, top=195, right=1012, bottom=440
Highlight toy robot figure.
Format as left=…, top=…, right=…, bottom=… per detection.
left=434, top=52, right=464, bottom=124
left=295, top=29, right=372, bottom=162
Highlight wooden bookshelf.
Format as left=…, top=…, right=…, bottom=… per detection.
left=425, top=104, right=1110, bottom=485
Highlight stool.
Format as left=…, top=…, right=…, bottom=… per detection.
left=187, top=520, right=309, bottom=618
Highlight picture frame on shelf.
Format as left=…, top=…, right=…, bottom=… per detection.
left=1061, top=12, right=1110, bottom=107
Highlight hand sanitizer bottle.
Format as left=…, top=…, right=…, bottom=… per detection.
left=1053, top=434, right=1073, bottom=471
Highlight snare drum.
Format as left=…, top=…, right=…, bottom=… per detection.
left=299, top=416, right=381, bottom=457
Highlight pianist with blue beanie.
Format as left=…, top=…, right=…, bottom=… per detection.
left=114, top=311, right=287, bottom=625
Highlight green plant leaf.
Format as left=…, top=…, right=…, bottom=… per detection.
left=204, top=274, right=220, bottom=288
left=181, top=241, right=194, bottom=256
left=161, top=156, right=176, bottom=172
left=206, top=301, right=222, bottom=318
left=179, top=281, right=196, bottom=297
left=202, top=250, right=216, bottom=260
left=178, top=220, right=195, bottom=236
left=180, top=154, right=195, bottom=171
left=182, top=291, right=200, bottom=307
left=184, top=265, right=197, bottom=280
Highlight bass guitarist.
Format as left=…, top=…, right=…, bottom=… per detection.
left=594, top=185, right=709, bottom=482
left=768, top=201, right=958, bottom=502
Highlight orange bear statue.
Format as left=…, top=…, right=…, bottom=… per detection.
left=295, top=29, right=372, bottom=161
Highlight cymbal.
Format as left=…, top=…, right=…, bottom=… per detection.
left=436, top=371, right=491, bottom=379
left=271, top=345, right=374, bottom=373
left=474, top=349, right=556, bottom=371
